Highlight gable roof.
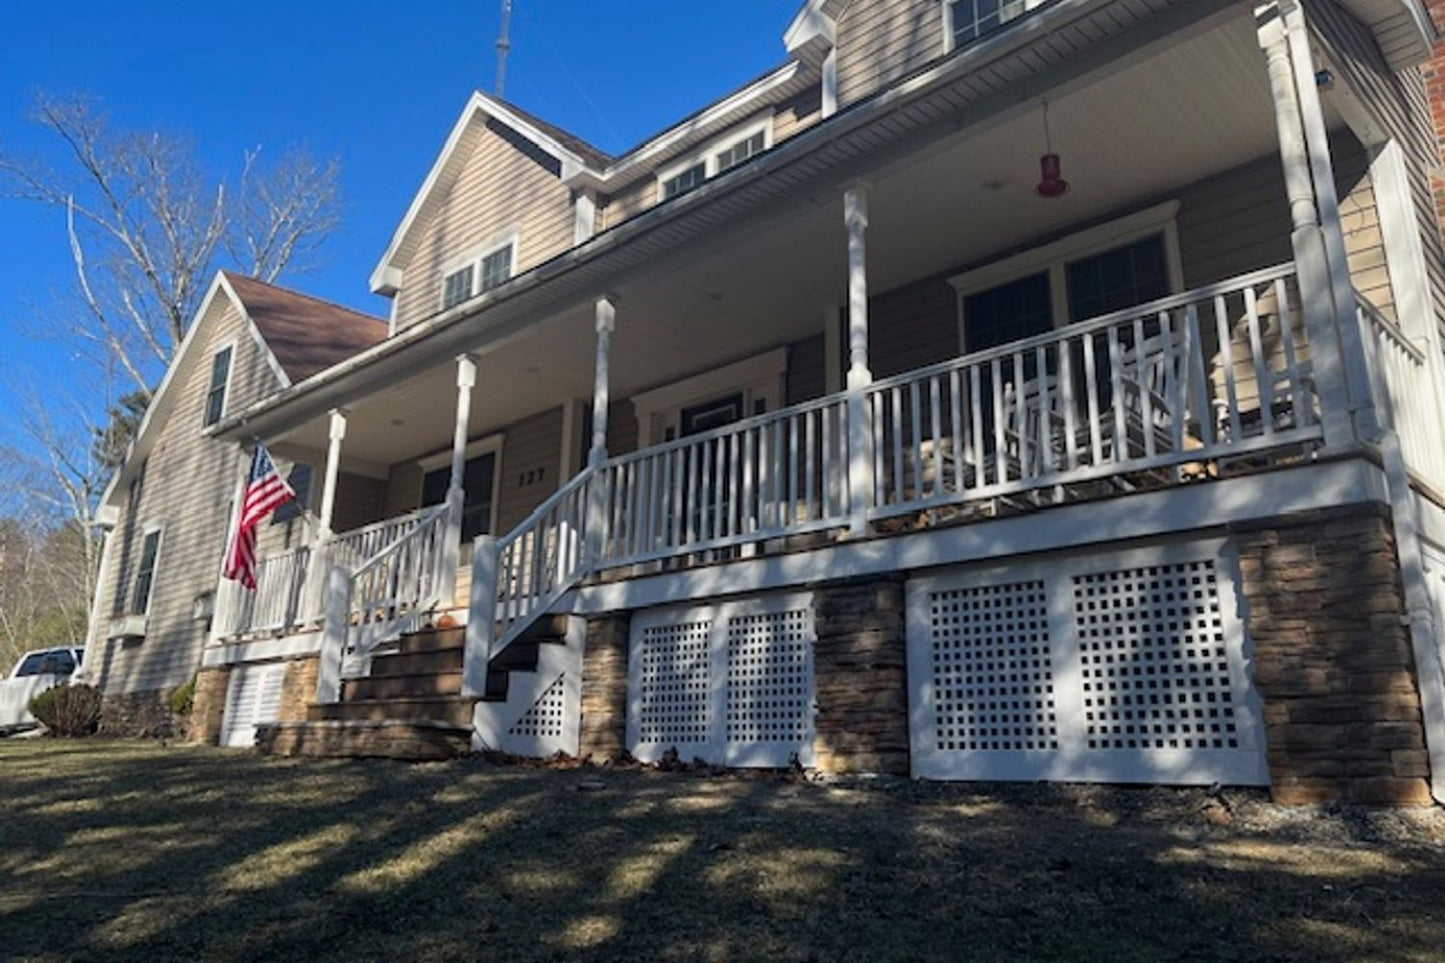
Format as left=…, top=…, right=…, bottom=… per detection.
left=222, top=272, right=388, bottom=383
left=99, top=271, right=386, bottom=512
left=369, top=90, right=608, bottom=294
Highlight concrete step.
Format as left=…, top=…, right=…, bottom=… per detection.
left=342, top=671, right=464, bottom=702
left=255, top=720, right=471, bottom=760
left=308, top=696, right=476, bottom=728
left=369, top=646, right=464, bottom=677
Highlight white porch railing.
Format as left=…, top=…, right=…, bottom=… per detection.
left=596, top=395, right=853, bottom=566
left=315, top=500, right=454, bottom=701
left=214, top=546, right=316, bottom=640
left=865, top=264, right=1320, bottom=518
left=1358, top=295, right=1445, bottom=492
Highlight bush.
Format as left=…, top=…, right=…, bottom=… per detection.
left=168, top=677, right=196, bottom=717
left=29, top=684, right=102, bottom=737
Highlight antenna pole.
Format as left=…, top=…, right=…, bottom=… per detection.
left=495, top=0, right=513, bottom=99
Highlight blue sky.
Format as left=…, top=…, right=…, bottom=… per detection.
left=0, top=0, right=802, bottom=439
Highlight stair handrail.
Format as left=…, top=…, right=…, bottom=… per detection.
left=464, top=467, right=597, bottom=696
left=316, top=500, right=453, bottom=703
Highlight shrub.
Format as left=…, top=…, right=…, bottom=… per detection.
left=29, top=684, right=102, bottom=737
left=168, top=677, right=196, bottom=718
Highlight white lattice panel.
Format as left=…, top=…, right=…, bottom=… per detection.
left=510, top=674, right=568, bottom=740
left=636, top=619, right=713, bottom=748
left=929, top=581, right=1057, bottom=753
left=908, top=540, right=1267, bottom=786
left=725, top=608, right=814, bottom=765
left=1075, top=561, right=1238, bottom=752
left=629, top=594, right=816, bottom=767
left=220, top=663, right=286, bottom=749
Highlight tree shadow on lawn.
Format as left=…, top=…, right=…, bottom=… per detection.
left=2, top=741, right=1444, bottom=963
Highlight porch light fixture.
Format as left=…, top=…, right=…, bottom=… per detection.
left=1036, top=101, right=1070, bottom=199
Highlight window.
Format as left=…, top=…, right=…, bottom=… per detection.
left=949, top=0, right=1028, bottom=50
left=479, top=244, right=513, bottom=293
left=132, top=528, right=161, bottom=616
left=1065, top=236, right=1170, bottom=322
left=204, top=346, right=233, bottom=427
left=962, top=272, right=1053, bottom=353
left=422, top=452, right=498, bottom=541
left=440, top=234, right=518, bottom=310
left=13, top=649, right=77, bottom=678
left=661, top=162, right=707, bottom=201
left=952, top=202, right=1182, bottom=352
left=273, top=463, right=313, bottom=524
left=442, top=265, right=474, bottom=310
left=715, top=132, right=766, bottom=174
left=657, top=120, right=772, bottom=204
left=681, top=393, right=745, bottom=436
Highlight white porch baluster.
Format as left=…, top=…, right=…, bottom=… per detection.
left=844, top=183, right=874, bottom=536
left=1256, top=3, right=1355, bottom=448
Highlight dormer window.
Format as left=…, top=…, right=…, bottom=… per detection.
left=657, top=119, right=772, bottom=204
left=947, top=0, right=1030, bottom=51
left=440, top=234, right=518, bottom=311
left=204, top=345, right=233, bottom=427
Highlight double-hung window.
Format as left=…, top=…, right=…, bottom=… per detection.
left=441, top=235, right=517, bottom=310
left=204, top=346, right=232, bottom=427
left=658, top=121, right=772, bottom=203
left=948, top=0, right=1032, bottom=51
left=132, top=527, right=162, bottom=616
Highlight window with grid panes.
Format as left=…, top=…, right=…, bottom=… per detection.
left=132, top=529, right=161, bottom=615
left=442, top=265, right=474, bottom=310
left=715, top=131, right=765, bottom=173
left=662, top=162, right=707, bottom=200
left=479, top=244, right=513, bottom=293
left=950, top=0, right=1027, bottom=49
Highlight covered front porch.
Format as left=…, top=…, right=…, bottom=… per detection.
left=208, top=3, right=1443, bottom=715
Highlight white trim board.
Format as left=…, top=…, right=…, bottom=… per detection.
left=570, top=458, right=1391, bottom=615
left=202, top=632, right=322, bottom=669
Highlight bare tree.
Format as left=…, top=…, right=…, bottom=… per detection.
left=0, top=92, right=343, bottom=662
left=0, top=92, right=342, bottom=400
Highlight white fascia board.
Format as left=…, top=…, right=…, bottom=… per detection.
left=564, top=60, right=805, bottom=192
left=101, top=272, right=233, bottom=509
left=369, top=91, right=602, bottom=295
left=784, top=0, right=837, bottom=53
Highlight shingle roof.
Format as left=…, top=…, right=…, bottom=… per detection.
left=222, top=272, right=388, bottom=384
left=493, top=97, right=614, bottom=169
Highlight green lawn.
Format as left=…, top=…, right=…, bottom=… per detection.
left=2, top=740, right=1444, bottom=962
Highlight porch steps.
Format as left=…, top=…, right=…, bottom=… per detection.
left=257, top=618, right=570, bottom=760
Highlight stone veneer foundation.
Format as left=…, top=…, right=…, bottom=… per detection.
left=1238, top=506, right=1432, bottom=806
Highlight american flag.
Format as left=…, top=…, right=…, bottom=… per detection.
left=222, top=443, right=295, bottom=590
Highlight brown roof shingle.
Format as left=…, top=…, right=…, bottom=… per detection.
left=223, top=272, right=388, bottom=384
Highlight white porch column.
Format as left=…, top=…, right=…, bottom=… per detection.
left=844, top=183, right=874, bottom=536
left=586, top=296, right=616, bottom=564
left=317, top=408, right=348, bottom=540
left=1256, top=4, right=1357, bottom=449
left=589, top=297, right=616, bottom=468
left=1280, top=0, right=1378, bottom=439
left=440, top=354, right=478, bottom=606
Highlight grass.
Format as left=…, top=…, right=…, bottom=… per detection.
left=2, top=740, right=1445, bottom=962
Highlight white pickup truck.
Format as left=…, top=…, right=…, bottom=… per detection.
left=0, top=647, right=83, bottom=733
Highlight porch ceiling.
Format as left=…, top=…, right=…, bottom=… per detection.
left=280, top=9, right=1340, bottom=472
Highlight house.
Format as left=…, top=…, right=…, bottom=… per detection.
left=86, top=0, right=1445, bottom=806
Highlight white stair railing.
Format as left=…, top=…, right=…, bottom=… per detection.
left=1358, top=295, right=1445, bottom=492
left=315, top=501, right=453, bottom=702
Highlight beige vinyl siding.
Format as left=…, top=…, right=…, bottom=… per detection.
left=382, top=461, right=424, bottom=520
left=599, top=179, right=657, bottom=234
left=774, top=85, right=824, bottom=144
left=835, top=0, right=944, bottom=109
left=393, top=120, right=575, bottom=332
left=330, top=473, right=388, bottom=535
left=1308, top=0, right=1445, bottom=337
left=605, top=400, right=640, bottom=457
left=495, top=406, right=564, bottom=532
left=90, top=304, right=286, bottom=696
